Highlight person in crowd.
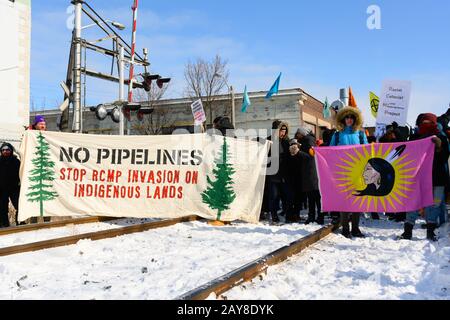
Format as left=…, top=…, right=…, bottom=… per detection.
left=266, top=120, right=294, bottom=223
left=399, top=113, right=449, bottom=241
left=437, top=107, right=450, bottom=141
left=365, top=135, right=381, bottom=220
left=321, top=128, right=337, bottom=147
left=28, top=115, right=50, bottom=223
left=329, top=106, right=368, bottom=238
left=320, top=128, right=338, bottom=224
left=215, top=116, right=234, bottom=137
left=30, top=115, right=47, bottom=131
left=285, top=139, right=303, bottom=223
left=289, top=138, right=324, bottom=224
left=294, top=127, right=317, bottom=213
left=0, top=143, right=21, bottom=227
left=379, top=122, right=410, bottom=222
left=367, top=135, right=377, bottom=144
left=212, top=116, right=223, bottom=130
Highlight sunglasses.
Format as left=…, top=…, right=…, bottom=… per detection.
left=1, top=149, right=11, bottom=152
left=345, top=115, right=355, bottom=119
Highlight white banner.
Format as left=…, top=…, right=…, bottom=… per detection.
left=18, top=131, right=269, bottom=223
left=376, top=80, right=412, bottom=126
left=191, top=99, right=206, bottom=125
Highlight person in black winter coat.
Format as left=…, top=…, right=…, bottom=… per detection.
left=266, top=121, right=294, bottom=223
left=399, top=113, right=449, bottom=241
left=289, top=138, right=324, bottom=224
left=0, top=142, right=21, bottom=227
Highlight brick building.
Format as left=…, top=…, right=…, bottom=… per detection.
left=30, top=88, right=332, bottom=138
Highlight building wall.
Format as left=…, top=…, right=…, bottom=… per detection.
left=0, top=0, right=31, bottom=147
left=30, top=88, right=332, bottom=138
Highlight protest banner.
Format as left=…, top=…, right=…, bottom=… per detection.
left=315, top=137, right=434, bottom=213
left=18, top=131, right=269, bottom=223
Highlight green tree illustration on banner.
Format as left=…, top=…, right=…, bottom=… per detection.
left=26, top=132, right=58, bottom=216
left=201, top=136, right=236, bottom=220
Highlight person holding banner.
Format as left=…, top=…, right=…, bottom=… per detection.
left=399, top=113, right=449, bottom=241
left=289, top=138, right=323, bottom=224
left=330, top=106, right=368, bottom=238
left=29, top=115, right=47, bottom=131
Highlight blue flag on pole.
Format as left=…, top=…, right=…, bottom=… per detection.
left=265, top=72, right=282, bottom=99
left=241, top=85, right=251, bottom=112
left=323, top=97, right=330, bottom=119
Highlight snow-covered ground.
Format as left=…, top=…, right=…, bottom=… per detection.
left=225, top=217, right=450, bottom=300
left=0, top=219, right=320, bottom=299
left=0, top=218, right=158, bottom=248
left=0, top=215, right=448, bottom=300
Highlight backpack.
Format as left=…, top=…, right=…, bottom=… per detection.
left=333, top=130, right=365, bottom=145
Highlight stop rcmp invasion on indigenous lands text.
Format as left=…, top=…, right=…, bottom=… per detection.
left=58, top=147, right=204, bottom=200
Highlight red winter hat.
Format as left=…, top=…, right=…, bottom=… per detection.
left=419, top=113, right=437, bottom=124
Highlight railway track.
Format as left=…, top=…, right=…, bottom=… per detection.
left=0, top=215, right=200, bottom=257
left=0, top=215, right=341, bottom=299
left=177, top=223, right=340, bottom=300
left=0, top=216, right=119, bottom=236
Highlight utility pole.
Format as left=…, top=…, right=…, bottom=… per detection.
left=127, top=0, right=139, bottom=103
left=118, top=45, right=125, bottom=135
left=230, top=85, right=236, bottom=128
left=72, top=0, right=83, bottom=133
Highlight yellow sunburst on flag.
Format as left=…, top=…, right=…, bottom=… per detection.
left=335, top=144, right=417, bottom=212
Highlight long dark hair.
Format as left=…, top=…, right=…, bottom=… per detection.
left=355, top=158, right=395, bottom=197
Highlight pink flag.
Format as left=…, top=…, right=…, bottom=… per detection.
left=315, top=137, right=435, bottom=213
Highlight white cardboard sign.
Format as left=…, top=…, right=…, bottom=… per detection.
left=376, top=80, right=412, bottom=126
left=191, top=99, right=206, bottom=125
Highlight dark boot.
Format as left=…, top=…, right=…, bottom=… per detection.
left=426, top=223, right=438, bottom=242
left=331, top=213, right=340, bottom=225
left=271, top=212, right=279, bottom=223
left=341, top=213, right=351, bottom=238
left=286, top=213, right=300, bottom=223
left=259, top=212, right=267, bottom=221
left=399, top=222, right=413, bottom=240
left=316, top=212, right=325, bottom=225
left=394, top=212, right=406, bottom=222
left=304, top=212, right=315, bottom=225
left=351, top=213, right=365, bottom=238
left=342, top=226, right=352, bottom=238
left=351, top=228, right=365, bottom=238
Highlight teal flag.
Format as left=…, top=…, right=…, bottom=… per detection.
left=265, top=72, right=282, bottom=99
left=241, top=85, right=251, bottom=112
left=323, top=97, right=330, bottom=119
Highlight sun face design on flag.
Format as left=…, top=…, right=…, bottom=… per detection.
left=335, top=144, right=417, bottom=211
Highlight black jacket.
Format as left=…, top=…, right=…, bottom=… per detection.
left=266, top=136, right=291, bottom=183
left=410, top=133, right=450, bottom=187
left=299, top=134, right=316, bottom=154
left=290, top=151, right=319, bottom=192
left=0, top=155, right=21, bottom=191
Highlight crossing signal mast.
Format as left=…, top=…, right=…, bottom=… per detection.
left=59, top=0, right=170, bottom=135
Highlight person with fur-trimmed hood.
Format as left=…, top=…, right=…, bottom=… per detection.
left=266, top=120, right=295, bottom=223
left=0, top=142, right=21, bottom=227
left=330, top=107, right=368, bottom=238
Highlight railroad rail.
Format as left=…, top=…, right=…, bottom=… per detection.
left=0, top=216, right=118, bottom=236
left=177, top=223, right=339, bottom=300
left=0, top=215, right=200, bottom=257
